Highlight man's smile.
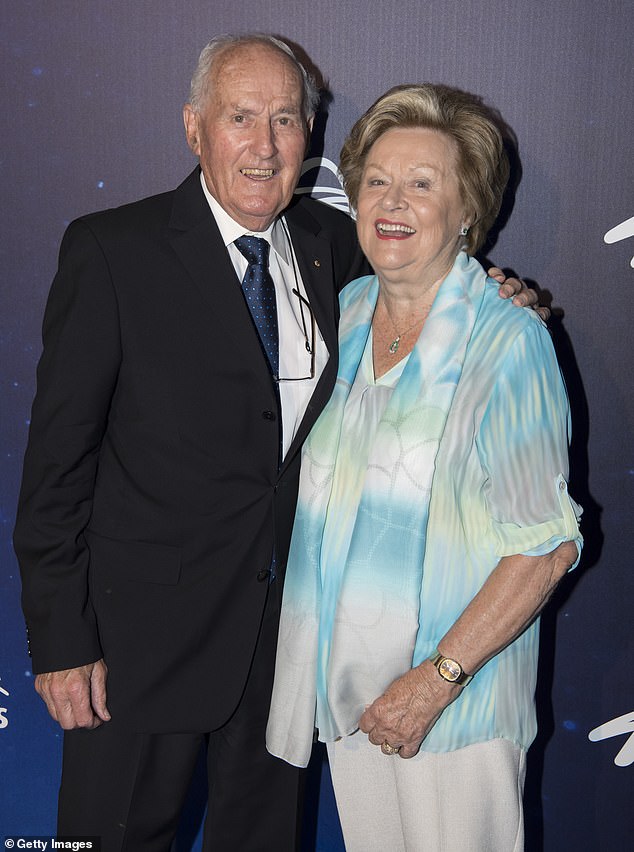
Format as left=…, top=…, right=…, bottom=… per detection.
left=240, top=168, right=276, bottom=179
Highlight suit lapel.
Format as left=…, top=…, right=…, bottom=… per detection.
left=281, top=201, right=340, bottom=473
left=166, top=168, right=237, bottom=315
left=285, top=202, right=339, bottom=363
left=165, top=169, right=274, bottom=374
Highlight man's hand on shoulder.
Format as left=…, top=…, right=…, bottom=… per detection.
left=488, top=266, right=550, bottom=323
left=35, top=658, right=110, bottom=730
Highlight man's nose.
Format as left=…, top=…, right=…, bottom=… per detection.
left=250, top=121, right=277, bottom=158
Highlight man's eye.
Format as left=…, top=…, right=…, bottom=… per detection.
left=414, top=180, right=430, bottom=189
left=233, top=114, right=245, bottom=123
left=368, top=179, right=385, bottom=186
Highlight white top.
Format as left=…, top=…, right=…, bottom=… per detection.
left=200, top=172, right=328, bottom=458
left=317, top=335, right=410, bottom=736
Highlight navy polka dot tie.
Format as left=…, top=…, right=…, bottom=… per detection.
left=235, top=236, right=279, bottom=377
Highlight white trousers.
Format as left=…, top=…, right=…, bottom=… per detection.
left=326, top=734, right=526, bottom=852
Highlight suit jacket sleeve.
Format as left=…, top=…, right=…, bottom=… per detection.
left=14, top=218, right=122, bottom=673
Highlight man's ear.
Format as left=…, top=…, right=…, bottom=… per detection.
left=304, top=114, right=314, bottom=153
left=183, top=104, right=200, bottom=154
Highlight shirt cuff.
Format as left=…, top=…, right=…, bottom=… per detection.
left=492, top=474, right=583, bottom=568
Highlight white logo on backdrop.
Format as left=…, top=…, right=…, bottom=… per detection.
left=588, top=711, right=634, bottom=766
left=604, top=215, right=634, bottom=269
left=0, top=683, right=9, bottom=730
left=296, top=157, right=352, bottom=215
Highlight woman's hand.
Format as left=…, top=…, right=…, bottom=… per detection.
left=360, top=542, right=579, bottom=758
left=358, top=662, right=461, bottom=759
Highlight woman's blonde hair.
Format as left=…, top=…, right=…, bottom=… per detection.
left=339, top=84, right=511, bottom=254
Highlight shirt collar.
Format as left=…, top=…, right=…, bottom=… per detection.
left=199, top=171, right=290, bottom=265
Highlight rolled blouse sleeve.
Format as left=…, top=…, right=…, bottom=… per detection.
left=477, top=321, right=583, bottom=565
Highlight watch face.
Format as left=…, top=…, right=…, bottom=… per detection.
left=438, top=658, right=462, bottom=682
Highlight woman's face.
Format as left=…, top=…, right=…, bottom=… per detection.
left=356, top=126, right=468, bottom=290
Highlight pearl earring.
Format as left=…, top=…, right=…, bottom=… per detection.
left=459, top=225, right=469, bottom=236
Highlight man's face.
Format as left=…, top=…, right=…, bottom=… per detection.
left=183, top=44, right=313, bottom=232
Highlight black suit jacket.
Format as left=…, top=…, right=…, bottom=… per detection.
left=14, top=168, right=368, bottom=731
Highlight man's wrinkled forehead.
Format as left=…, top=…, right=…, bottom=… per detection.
left=209, top=43, right=304, bottom=108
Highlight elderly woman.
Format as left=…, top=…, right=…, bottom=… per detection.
left=266, top=83, right=582, bottom=851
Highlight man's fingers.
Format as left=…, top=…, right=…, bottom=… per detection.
left=535, top=306, right=551, bottom=322
left=51, top=671, right=94, bottom=728
left=510, top=285, right=550, bottom=321
left=90, top=660, right=111, bottom=722
left=34, top=662, right=108, bottom=729
left=500, top=282, right=519, bottom=298
left=488, top=266, right=505, bottom=283
left=34, top=675, right=60, bottom=723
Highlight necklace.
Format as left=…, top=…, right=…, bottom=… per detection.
left=382, top=297, right=431, bottom=354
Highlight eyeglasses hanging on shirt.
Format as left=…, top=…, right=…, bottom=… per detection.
left=275, top=287, right=316, bottom=383
left=276, top=217, right=317, bottom=383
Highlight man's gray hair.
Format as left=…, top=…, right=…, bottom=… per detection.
left=188, top=34, right=320, bottom=120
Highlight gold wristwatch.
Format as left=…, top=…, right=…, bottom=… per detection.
left=428, top=650, right=473, bottom=686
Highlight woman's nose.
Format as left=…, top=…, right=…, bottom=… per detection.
left=380, top=184, right=406, bottom=210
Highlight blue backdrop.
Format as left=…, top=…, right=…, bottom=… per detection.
left=2, top=2, right=632, bottom=849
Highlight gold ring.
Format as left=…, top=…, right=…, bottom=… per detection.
left=381, top=740, right=401, bottom=755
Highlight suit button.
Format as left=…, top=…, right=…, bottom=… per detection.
left=261, top=410, right=276, bottom=420
left=257, top=569, right=270, bottom=582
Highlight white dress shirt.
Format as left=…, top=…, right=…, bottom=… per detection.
left=200, top=173, right=329, bottom=458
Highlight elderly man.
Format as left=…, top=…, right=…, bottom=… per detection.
left=14, top=34, right=535, bottom=851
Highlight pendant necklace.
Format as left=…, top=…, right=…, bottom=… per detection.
left=382, top=297, right=431, bottom=354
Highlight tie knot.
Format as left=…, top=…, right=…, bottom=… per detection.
left=234, top=235, right=270, bottom=268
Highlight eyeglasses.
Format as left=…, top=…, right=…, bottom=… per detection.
left=275, top=287, right=316, bottom=383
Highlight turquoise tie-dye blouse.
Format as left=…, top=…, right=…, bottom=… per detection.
left=267, top=252, right=582, bottom=768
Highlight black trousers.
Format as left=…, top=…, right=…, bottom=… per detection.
left=58, top=584, right=302, bottom=851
